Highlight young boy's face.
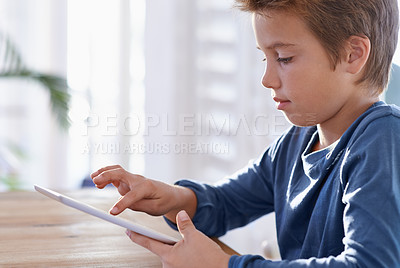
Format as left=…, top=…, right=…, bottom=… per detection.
left=253, top=11, right=356, bottom=127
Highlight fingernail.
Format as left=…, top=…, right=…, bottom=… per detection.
left=178, top=210, right=189, bottom=221
left=110, top=207, right=119, bottom=215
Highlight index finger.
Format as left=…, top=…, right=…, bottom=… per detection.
left=109, top=188, right=148, bottom=215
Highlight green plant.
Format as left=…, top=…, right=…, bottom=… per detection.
left=0, top=33, right=71, bottom=128
left=0, top=33, right=71, bottom=190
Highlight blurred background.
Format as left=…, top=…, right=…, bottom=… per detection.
left=1, top=0, right=400, bottom=258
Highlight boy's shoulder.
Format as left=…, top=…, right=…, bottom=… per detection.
left=358, top=101, right=400, bottom=126
left=343, top=101, right=400, bottom=146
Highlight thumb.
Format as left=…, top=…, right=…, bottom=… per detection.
left=176, top=210, right=195, bottom=239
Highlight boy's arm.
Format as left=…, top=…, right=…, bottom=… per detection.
left=163, top=128, right=293, bottom=237
left=164, top=150, right=276, bottom=238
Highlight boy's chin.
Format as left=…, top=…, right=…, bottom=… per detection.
left=284, top=113, right=318, bottom=127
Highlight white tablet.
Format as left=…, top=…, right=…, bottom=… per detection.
left=34, top=185, right=179, bottom=245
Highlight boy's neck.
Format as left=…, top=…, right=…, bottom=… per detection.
left=312, top=96, right=380, bottom=152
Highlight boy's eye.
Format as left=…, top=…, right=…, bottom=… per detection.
left=277, top=57, right=293, bottom=64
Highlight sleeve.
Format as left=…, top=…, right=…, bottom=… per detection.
left=229, top=116, right=400, bottom=267
left=165, top=146, right=276, bottom=237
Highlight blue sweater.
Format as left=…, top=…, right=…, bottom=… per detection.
left=172, top=101, right=400, bottom=267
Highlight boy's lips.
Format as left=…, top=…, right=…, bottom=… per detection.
left=273, top=97, right=291, bottom=110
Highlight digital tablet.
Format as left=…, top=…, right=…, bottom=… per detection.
left=34, top=185, right=179, bottom=245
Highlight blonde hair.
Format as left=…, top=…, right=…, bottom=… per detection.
left=235, top=0, right=399, bottom=95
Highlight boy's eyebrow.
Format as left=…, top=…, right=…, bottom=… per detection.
left=256, top=42, right=296, bottom=50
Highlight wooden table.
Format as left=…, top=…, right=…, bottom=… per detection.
left=0, top=189, right=238, bottom=267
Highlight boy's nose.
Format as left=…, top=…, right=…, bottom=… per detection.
left=261, top=63, right=281, bottom=89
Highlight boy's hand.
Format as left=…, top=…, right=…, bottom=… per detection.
left=90, top=165, right=196, bottom=219
left=126, top=210, right=231, bottom=268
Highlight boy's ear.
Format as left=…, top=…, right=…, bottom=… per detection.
left=344, top=35, right=371, bottom=75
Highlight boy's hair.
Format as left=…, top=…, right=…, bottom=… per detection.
left=235, top=0, right=399, bottom=95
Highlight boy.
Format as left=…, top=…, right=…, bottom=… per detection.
left=91, top=0, right=400, bottom=267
